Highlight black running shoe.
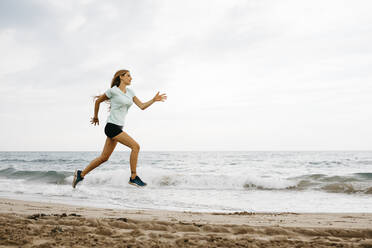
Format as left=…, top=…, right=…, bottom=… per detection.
left=72, top=170, right=84, bottom=188
left=129, top=175, right=147, bottom=187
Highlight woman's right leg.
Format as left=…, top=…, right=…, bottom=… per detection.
left=81, top=137, right=117, bottom=177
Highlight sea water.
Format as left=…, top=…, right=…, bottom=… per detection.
left=0, top=151, right=371, bottom=213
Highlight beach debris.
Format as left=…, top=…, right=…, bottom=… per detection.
left=69, top=213, right=82, bottom=217
left=27, top=213, right=46, bottom=220
left=27, top=213, right=81, bottom=220
left=116, top=217, right=128, bottom=222
left=51, top=226, right=63, bottom=233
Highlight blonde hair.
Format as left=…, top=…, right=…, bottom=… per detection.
left=110, top=69, right=129, bottom=88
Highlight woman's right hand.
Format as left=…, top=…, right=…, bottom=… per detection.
left=90, top=117, right=99, bottom=126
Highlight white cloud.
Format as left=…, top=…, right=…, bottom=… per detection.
left=64, top=15, right=86, bottom=32
left=0, top=29, right=41, bottom=75
left=0, top=0, right=372, bottom=150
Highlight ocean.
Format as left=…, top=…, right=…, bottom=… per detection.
left=0, top=151, right=371, bottom=213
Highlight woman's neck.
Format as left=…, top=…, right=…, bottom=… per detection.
left=118, top=83, right=127, bottom=93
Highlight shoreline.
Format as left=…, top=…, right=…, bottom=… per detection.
left=1, top=197, right=372, bottom=228
left=1, top=197, right=372, bottom=247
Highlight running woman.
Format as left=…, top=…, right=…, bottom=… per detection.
left=72, top=69, right=167, bottom=188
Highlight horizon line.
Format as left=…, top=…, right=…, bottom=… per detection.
left=0, top=150, right=371, bottom=152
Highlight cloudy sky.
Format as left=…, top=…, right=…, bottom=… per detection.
left=0, top=0, right=371, bottom=151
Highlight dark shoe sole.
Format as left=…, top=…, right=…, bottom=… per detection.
left=128, top=181, right=146, bottom=187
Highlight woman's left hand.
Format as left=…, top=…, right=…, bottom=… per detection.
left=153, top=92, right=167, bottom=102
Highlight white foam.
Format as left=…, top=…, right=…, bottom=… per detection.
left=64, top=167, right=298, bottom=190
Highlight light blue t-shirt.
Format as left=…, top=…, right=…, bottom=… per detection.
left=105, top=86, right=135, bottom=126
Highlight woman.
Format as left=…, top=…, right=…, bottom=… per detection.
left=72, top=69, right=167, bottom=188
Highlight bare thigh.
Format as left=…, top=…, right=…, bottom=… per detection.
left=112, top=131, right=139, bottom=150
left=101, top=137, right=118, bottom=160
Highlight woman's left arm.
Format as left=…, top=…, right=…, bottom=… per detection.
left=133, top=92, right=167, bottom=110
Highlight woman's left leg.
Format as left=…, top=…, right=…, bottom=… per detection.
left=112, top=131, right=146, bottom=186
left=112, top=131, right=140, bottom=179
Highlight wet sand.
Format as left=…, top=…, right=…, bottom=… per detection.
left=1, top=198, right=372, bottom=247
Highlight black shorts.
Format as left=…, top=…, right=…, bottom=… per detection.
left=104, top=122, right=123, bottom=138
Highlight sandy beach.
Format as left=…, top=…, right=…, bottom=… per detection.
left=0, top=198, right=371, bottom=247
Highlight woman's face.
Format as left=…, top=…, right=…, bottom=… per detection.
left=120, top=72, right=132, bottom=86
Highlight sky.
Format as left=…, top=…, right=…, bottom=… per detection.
left=0, top=0, right=371, bottom=151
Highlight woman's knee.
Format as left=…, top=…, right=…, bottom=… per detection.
left=132, top=143, right=140, bottom=152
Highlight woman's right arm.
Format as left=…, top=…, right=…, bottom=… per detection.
left=91, top=94, right=109, bottom=126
